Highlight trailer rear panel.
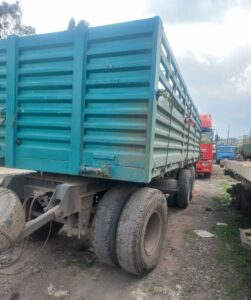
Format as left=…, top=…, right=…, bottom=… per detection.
left=0, top=17, right=200, bottom=183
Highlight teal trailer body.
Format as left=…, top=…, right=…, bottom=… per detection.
left=0, top=17, right=200, bottom=183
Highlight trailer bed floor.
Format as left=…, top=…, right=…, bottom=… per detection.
left=225, top=160, right=251, bottom=182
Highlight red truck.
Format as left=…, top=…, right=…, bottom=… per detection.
left=196, top=114, right=213, bottom=178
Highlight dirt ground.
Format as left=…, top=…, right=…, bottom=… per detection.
left=0, top=165, right=251, bottom=300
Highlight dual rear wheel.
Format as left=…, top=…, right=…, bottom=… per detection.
left=170, top=167, right=195, bottom=208
left=93, top=186, right=167, bottom=275
left=176, top=169, right=192, bottom=208
left=93, top=166, right=195, bottom=275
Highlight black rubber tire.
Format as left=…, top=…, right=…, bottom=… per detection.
left=92, top=184, right=137, bottom=266
left=205, top=173, right=212, bottom=179
left=150, top=178, right=178, bottom=193
left=31, top=201, right=63, bottom=240
left=232, top=183, right=242, bottom=210
left=167, top=194, right=177, bottom=207
left=0, top=188, right=25, bottom=252
left=116, top=188, right=167, bottom=275
left=188, top=166, right=195, bottom=200
left=176, top=169, right=191, bottom=209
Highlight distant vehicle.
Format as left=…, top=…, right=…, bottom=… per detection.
left=242, top=143, right=251, bottom=160
left=196, top=114, right=213, bottom=178
left=238, top=135, right=251, bottom=160
left=224, top=160, right=251, bottom=217
left=216, top=145, right=236, bottom=163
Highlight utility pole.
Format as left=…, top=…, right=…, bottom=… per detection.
left=227, top=125, right=230, bottom=145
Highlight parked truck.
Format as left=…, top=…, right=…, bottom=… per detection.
left=216, top=144, right=236, bottom=164
left=0, top=17, right=201, bottom=275
left=240, top=135, right=251, bottom=160
left=224, top=160, right=251, bottom=216
left=243, top=143, right=251, bottom=160
left=196, top=114, right=213, bottom=178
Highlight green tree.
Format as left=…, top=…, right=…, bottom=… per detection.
left=0, top=1, right=35, bottom=38
left=67, top=18, right=89, bottom=30
left=67, top=17, right=76, bottom=30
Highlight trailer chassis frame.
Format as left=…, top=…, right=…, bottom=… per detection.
left=1, top=172, right=114, bottom=238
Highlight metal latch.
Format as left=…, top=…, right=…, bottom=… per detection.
left=12, top=107, right=20, bottom=128
left=80, top=165, right=111, bottom=177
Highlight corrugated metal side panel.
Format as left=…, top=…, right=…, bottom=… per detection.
left=1, top=17, right=200, bottom=182
left=13, top=32, right=77, bottom=173
left=152, top=22, right=200, bottom=177
left=153, top=96, right=185, bottom=171
left=186, top=107, right=201, bottom=159
left=183, top=104, right=200, bottom=161
left=81, top=19, right=158, bottom=182
left=0, top=41, right=7, bottom=160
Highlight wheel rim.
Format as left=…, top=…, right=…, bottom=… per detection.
left=144, top=212, right=161, bottom=256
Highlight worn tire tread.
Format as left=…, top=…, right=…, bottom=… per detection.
left=0, top=188, right=25, bottom=251
left=176, top=169, right=191, bottom=209
left=188, top=166, right=195, bottom=200
left=92, top=184, right=137, bottom=266
left=116, top=188, right=167, bottom=275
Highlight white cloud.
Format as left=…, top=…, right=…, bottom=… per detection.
left=231, top=65, right=251, bottom=93
left=165, top=7, right=251, bottom=58
left=15, top=0, right=251, bottom=137
left=20, top=0, right=145, bottom=33
left=18, top=0, right=251, bottom=60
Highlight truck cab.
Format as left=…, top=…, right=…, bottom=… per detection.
left=216, top=145, right=236, bottom=163
left=196, top=114, right=213, bottom=178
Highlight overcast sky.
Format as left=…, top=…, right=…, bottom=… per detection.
left=18, top=0, right=251, bottom=138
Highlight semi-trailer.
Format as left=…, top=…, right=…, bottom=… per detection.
left=243, top=144, right=251, bottom=160
left=241, top=139, right=251, bottom=160
left=0, top=17, right=201, bottom=275
left=237, top=134, right=251, bottom=161
left=224, top=160, right=251, bottom=216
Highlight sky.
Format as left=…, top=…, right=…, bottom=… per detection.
left=17, top=0, right=251, bottom=138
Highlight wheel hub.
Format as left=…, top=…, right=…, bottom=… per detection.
left=144, top=212, right=161, bottom=256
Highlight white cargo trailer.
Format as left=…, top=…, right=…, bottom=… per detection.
left=224, top=160, right=251, bottom=216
